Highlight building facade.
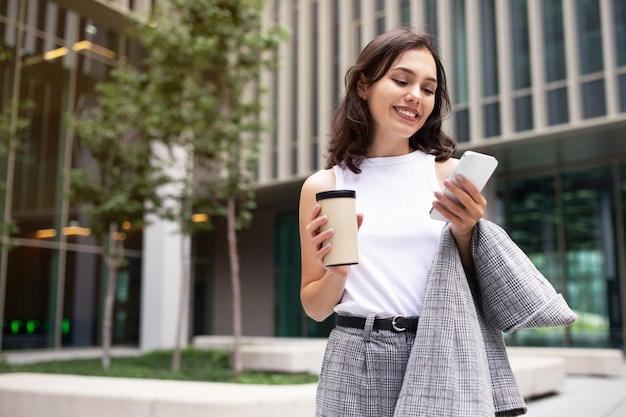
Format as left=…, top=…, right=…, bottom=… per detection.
left=1, top=0, right=625, bottom=352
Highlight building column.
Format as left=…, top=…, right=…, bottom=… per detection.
left=140, top=144, right=190, bottom=352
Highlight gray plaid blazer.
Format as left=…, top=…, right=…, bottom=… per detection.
left=394, top=219, right=577, bottom=417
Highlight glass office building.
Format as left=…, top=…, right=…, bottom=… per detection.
left=1, top=0, right=625, bottom=352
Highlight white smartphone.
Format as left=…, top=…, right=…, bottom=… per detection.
left=430, top=150, right=499, bottom=222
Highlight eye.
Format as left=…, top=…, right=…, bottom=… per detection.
left=393, top=79, right=408, bottom=86
left=423, top=86, right=435, bottom=95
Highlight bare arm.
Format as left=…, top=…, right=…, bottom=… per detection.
left=298, top=170, right=362, bottom=322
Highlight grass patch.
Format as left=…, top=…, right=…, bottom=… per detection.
left=0, top=348, right=318, bottom=385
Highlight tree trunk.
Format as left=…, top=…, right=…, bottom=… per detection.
left=227, top=196, right=243, bottom=375
left=172, top=221, right=190, bottom=372
left=102, top=222, right=122, bottom=370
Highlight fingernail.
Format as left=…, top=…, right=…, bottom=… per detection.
left=456, top=174, right=465, bottom=182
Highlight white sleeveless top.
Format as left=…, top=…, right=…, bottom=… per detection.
left=332, top=150, right=445, bottom=317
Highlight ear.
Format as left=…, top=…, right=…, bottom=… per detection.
left=357, top=73, right=368, bottom=100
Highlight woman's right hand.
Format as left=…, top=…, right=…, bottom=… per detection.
left=306, top=203, right=362, bottom=278
left=299, top=169, right=361, bottom=321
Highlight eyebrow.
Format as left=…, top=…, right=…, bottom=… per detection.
left=391, top=67, right=438, bottom=84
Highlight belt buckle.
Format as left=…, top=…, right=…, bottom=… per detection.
left=391, top=315, right=407, bottom=332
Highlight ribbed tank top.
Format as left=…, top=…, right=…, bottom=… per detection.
left=332, top=150, right=445, bottom=317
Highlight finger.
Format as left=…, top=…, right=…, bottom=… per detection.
left=452, top=175, right=486, bottom=204
left=310, top=203, right=322, bottom=220
left=314, top=226, right=333, bottom=249
left=316, top=240, right=332, bottom=264
left=443, top=179, right=486, bottom=209
left=434, top=190, right=483, bottom=225
left=432, top=199, right=462, bottom=223
left=356, top=213, right=364, bottom=229
left=306, top=213, right=328, bottom=237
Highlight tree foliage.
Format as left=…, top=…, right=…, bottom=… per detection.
left=70, top=66, right=169, bottom=237
left=133, top=0, right=287, bottom=373
left=137, top=0, right=286, bottom=226
left=69, top=0, right=286, bottom=372
left=69, top=64, right=171, bottom=370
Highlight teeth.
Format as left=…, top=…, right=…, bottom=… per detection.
left=397, top=108, right=417, bottom=118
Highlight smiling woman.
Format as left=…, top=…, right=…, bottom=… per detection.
left=296, top=27, right=577, bottom=417
left=297, top=29, right=479, bottom=417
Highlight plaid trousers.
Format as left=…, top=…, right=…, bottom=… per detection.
left=316, top=313, right=416, bottom=417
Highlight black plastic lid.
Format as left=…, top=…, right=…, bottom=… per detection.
left=316, top=190, right=356, bottom=201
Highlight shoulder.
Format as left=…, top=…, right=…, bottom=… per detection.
left=299, top=168, right=336, bottom=218
left=301, top=168, right=336, bottom=197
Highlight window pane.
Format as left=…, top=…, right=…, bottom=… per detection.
left=547, top=87, right=569, bottom=125
left=577, top=0, right=603, bottom=75
left=620, top=73, right=626, bottom=113
left=15, top=36, right=70, bottom=239
left=62, top=251, right=101, bottom=347
left=353, top=0, right=360, bottom=19
left=483, top=102, right=500, bottom=138
left=3, top=247, right=56, bottom=350
left=581, top=78, right=606, bottom=119
left=400, top=0, right=411, bottom=27
left=376, top=16, right=385, bottom=35
left=514, top=95, right=533, bottom=131
left=455, top=109, right=470, bottom=143
left=480, top=0, right=498, bottom=97
left=505, top=174, right=565, bottom=346
left=425, top=0, right=439, bottom=45
left=452, top=0, right=468, bottom=104
left=563, top=166, right=618, bottom=348
left=542, top=0, right=566, bottom=82
left=616, top=0, right=626, bottom=66
left=511, top=0, right=531, bottom=90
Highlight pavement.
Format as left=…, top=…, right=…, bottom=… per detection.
left=525, top=364, right=626, bottom=417
left=3, top=346, right=626, bottom=417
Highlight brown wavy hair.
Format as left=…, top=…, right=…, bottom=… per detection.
left=326, top=29, right=456, bottom=173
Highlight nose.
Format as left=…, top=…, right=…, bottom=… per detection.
left=405, top=86, right=422, bottom=103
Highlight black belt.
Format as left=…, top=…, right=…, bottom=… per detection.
left=336, top=315, right=419, bottom=333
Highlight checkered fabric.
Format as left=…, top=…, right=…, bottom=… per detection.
left=394, top=220, right=577, bottom=417
left=316, top=314, right=416, bottom=417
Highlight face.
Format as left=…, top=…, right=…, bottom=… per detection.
left=360, top=47, right=438, bottom=152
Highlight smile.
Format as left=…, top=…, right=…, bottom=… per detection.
left=395, top=107, right=418, bottom=119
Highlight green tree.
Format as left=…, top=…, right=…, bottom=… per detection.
left=135, top=0, right=287, bottom=373
left=69, top=65, right=170, bottom=370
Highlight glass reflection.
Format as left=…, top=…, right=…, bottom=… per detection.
left=505, top=174, right=565, bottom=346
left=3, top=246, right=55, bottom=349
left=562, top=166, right=618, bottom=348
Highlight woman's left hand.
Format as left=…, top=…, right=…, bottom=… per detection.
left=432, top=174, right=487, bottom=239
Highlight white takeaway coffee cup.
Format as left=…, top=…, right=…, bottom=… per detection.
left=316, top=190, right=359, bottom=267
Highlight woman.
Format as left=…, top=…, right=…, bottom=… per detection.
left=298, top=29, right=488, bottom=416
